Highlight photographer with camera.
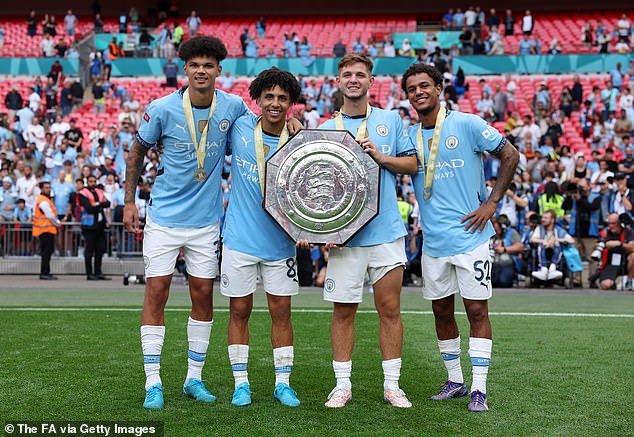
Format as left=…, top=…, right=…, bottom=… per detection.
left=497, top=180, right=529, bottom=228
left=611, top=172, right=633, bottom=216
left=590, top=213, right=634, bottom=290
left=491, top=214, right=524, bottom=287
left=562, top=179, right=601, bottom=266
left=530, top=209, right=576, bottom=281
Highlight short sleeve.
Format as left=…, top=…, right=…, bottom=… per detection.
left=136, top=101, right=162, bottom=148
left=469, top=114, right=506, bottom=154
left=393, top=112, right=415, bottom=157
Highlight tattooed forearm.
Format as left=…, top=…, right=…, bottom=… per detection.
left=124, top=140, right=147, bottom=204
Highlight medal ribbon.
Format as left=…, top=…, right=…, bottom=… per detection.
left=254, top=118, right=288, bottom=195
left=182, top=88, right=217, bottom=179
left=416, top=106, right=447, bottom=201
left=334, top=104, right=372, bottom=140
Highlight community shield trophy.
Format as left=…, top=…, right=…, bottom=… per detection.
left=264, top=129, right=380, bottom=245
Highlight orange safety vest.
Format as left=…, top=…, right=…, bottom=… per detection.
left=33, top=194, right=58, bottom=237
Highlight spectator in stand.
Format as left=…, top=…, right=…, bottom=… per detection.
left=530, top=209, right=575, bottom=281
left=610, top=63, right=624, bottom=91
left=616, top=13, right=631, bottom=43
left=503, top=9, right=515, bottom=36
left=172, top=22, right=184, bottom=52
left=299, top=37, right=315, bottom=67
left=558, top=86, right=573, bottom=118
left=351, top=36, right=365, bottom=54
left=43, top=15, right=57, bottom=37
left=161, top=56, right=179, bottom=88
left=25, top=118, right=45, bottom=152
left=487, top=27, right=504, bottom=55
left=5, top=86, right=23, bottom=121
left=548, top=39, right=561, bottom=55
left=458, top=27, right=474, bottom=55
left=65, top=119, right=84, bottom=152
left=64, top=10, right=77, bottom=38
left=118, top=11, right=128, bottom=33
left=452, top=8, right=465, bottom=29
left=597, top=28, right=610, bottom=53
left=476, top=91, right=495, bottom=122
left=601, top=80, right=620, bottom=120
left=571, top=75, right=583, bottom=111
left=581, top=22, right=593, bottom=48
left=303, top=102, right=320, bottom=129
left=54, top=39, right=68, bottom=58
left=93, top=78, right=106, bottom=114
left=93, top=13, right=104, bottom=34
left=614, top=109, right=633, bottom=147
left=382, top=36, right=396, bottom=57
left=27, top=11, right=38, bottom=36
left=282, top=33, right=296, bottom=58
left=490, top=214, right=523, bottom=287
left=16, top=164, right=37, bottom=210
left=492, top=84, right=508, bottom=121
left=239, top=27, right=250, bottom=56
left=90, top=53, right=103, bottom=82
left=522, top=10, right=534, bottom=36
left=518, top=34, right=534, bottom=55
left=41, top=35, right=55, bottom=57
left=366, top=38, right=379, bottom=58
left=79, top=174, right=110, bottom=280
left=139, top=30, right=154, bottom=57
left=218, top=71, right=236, bottom=91
left=70, top=80, right=84, bottom=110
left=442, top=9, right=454, bottom=30
left=0, top=176, right=17, bottom=222
left=256, top=17, right=267, bottom=39
left=486, top=8, right=500, bottom=32
left=159, top=25, right=173, bottom=57
left=186, top=11, right=201, bottom=37
left=333, top=38, right=346, bottom=57
left=245, top=37, right=258, bottom=58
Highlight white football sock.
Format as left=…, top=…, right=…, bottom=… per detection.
left=273, top=346, right=294, bottom=386
left=141, top=325, right=165, bottom=390
left=438, top=337, right=463, bottom=383
left=185, top=317, right=212, bottom=383
left=382, top=358, right=402, bottom=391
left=333, top=360, right=352, bottom=390
left=469, top=337, right=492, bottom=394
left=228, top=344, right=249, bottom=388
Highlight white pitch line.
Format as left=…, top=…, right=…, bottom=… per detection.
left=0, top=307, right=633, bottom=318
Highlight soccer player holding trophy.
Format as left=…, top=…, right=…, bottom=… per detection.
left=319, top=54, right=418, bottom=408
left=220, top=68, right=303, bottom=407
left=402, top=64, right=519, bottom=412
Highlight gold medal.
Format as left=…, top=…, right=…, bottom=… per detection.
left=194, top=168, right=207, bottom=182
left=335, top=104, right=372, bottom=141
left=416, top=106, right=447, bottom=201
left=182, top=88, right=217, bottom=182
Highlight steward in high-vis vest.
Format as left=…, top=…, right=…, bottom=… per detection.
left=33, top=181, right=61, bottom=280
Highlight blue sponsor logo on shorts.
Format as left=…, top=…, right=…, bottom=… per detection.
left=324, top=278, right=335, bottom=293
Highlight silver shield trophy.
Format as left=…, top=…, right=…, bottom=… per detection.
left=264, top=129, right=381, bottom=245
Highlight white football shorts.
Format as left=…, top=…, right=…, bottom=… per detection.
left=422, top=240, right=492, bottom=301
left=219, top=245, right=299, bottom=297
left=323, top=237, right=406, bottom=304
left=143, top=215, right=220, bottom=279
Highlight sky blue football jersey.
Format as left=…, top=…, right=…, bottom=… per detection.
left=136, top=88, right=249, bottom=228
left=222, top=113, right=296, bottom=260
left=320, top=107, right=416, bottom=247
left=409, top=110, right=506, bottom=257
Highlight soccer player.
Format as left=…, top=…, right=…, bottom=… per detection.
left=318, top=53, right=418, bottom=408
left=221, top=67, right=302, bottom=407
left=124, top=36, right=300, bottom=411
left=402, top=64, right=519, bottom=412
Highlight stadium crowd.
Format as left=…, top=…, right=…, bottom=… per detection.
left=1, top=8, right=634, bottom=288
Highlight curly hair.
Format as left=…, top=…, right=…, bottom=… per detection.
left=248, top=67, right=301, bottom=103
left=400, top=63, right=443, bottom=93
left=178, top=36, right=228, bottom=63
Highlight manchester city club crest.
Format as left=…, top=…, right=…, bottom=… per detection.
left=221, top=273, right=229, bottom=288
left=376, top=125, right=389, bottom=137
left=219, top=119, right=230, bottom=132
left=324, top=278, right=336, bottom=293
left=446, top=135, right=459, bottom=149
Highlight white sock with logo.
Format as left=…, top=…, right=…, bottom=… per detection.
left=438, top=337, right=463, bottom=383
left=469, top=337, right=492, bottom=394
left=185, top=317, right=213, bottom=383
left=141, top=325, right=165, bottom=390
left=273, top=346, right=294, bottom=386
left=228, top=344, right=249, bottom=388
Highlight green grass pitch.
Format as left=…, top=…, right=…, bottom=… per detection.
left=0, top=286, right=633, bottom=436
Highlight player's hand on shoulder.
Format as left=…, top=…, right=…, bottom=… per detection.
left=287, top=117, right=304, bottom=135
left=325, top=241, right=342, bottom=250
left=461, top=202, right=497, bottom=233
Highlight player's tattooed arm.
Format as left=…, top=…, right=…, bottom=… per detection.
left=123, top=140, right=147, bottom=233
left=462, top=142, right=519, bottom=233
